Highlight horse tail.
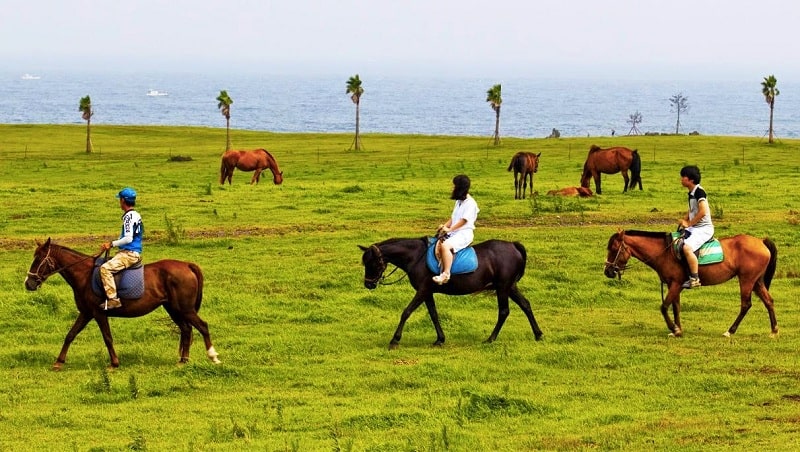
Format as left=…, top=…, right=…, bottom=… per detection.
left=189, top=262, right=205, bottom=312
left=513, top=241, right=527, bottom=281
left=630, top=149, right=642, bottom=188
left=507, top=153, right=518, bottom=171
left=762, top=238, right=778, bottom=290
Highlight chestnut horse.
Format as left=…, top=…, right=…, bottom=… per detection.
left=220, top=148, right=284, bottom=185
left=580, top=145, right=641, bottom=194
left=604, top=230, right=778, bottom=338
left=360, top=237, right=543, bottom=349
left=507, top=151, right=541, bottom=199
left=24, top=238, right=221, bottom=369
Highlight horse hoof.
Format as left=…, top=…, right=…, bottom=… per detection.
left=431, top=341, right=444, bottom=347
left=723, top=331, right=732, bottom=338
left=769, top=331, right=779, bottom=339
left=51, top=363, right=63, bottom=372
left=388, top=343, right=399, bottom=351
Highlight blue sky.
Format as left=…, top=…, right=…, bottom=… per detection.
left=3, top=0, right=797, bottom=81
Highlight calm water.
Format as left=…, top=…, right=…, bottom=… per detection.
left=2, top=71, right=798, bottom=138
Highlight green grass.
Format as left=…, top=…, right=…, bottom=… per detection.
left=2, top=124, right=800, bottom=450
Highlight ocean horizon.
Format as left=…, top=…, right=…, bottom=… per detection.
left=2, top=71, right=798, bottom=139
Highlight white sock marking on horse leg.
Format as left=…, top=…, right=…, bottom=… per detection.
left=207, top=346, right=221, bottom=364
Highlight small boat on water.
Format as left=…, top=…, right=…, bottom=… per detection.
left=146, top=89, right=168, bottom=96
left=21, top=73, right=41, bottom=80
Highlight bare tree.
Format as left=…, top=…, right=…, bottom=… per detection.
left=627, top=111, right=642, bottom=135
left=669, top=93, right=689, bottom=134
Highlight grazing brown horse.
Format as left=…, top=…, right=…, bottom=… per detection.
left=360, top=237, right=543, bottom=349
left=220, top=148, right=284, bottom=185
left=24, top=238, right=221, bottom=369
left=507, top=151, right=541, bottom=199
left=546, top=186, right=593, bottom=197
left=580, top=145, right=641, bottom=194
left=604, top=230, right=778, bottom=338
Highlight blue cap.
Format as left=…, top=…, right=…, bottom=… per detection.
left=116, top=187, right=137, bottom=202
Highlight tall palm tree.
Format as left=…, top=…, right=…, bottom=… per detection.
left=78, top=95, right=93, bottom=153
left=486, top=84, right=502, bottom=146
left=346, top=74, right=364, bottom=151
left=216, top=90, right=233, bottom=150
left=761, top=75, right=780, bottom=144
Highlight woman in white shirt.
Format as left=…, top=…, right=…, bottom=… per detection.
left=433, top=175, right=480, bottom=284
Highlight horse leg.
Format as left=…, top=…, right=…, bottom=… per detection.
left=486, top=290, right=512, bottom=343
left=724, top=278, right=762, bottom=337
left=621, top=170, right=630, bottom=193
left=661, top=285, right=682, bottom=337
left=53, top=312, right=91, bottom=371
left=390, top=292, right=427, bottom=350
left=752, top=281, right=779, bottom=337
left=509, top=285, right=543, bottom=340
left=593, top=172, right=602, bottom=195
left=528, top=173, right=535, bottom=198
left=94, top=315, right=121, bottom=368
left=514, top=173, right=520, bottom=199
left=422, top=294, right=446, bottom=347
left=163, top=306, right=193, bottom=363
left=522, top=173, right=529, bottom=199
left=183, top=311, right=221, bottom=364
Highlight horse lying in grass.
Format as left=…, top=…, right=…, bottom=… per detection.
left=546, top=186, right=593, bottom=197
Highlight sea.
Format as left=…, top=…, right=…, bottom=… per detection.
left=2, top=71, right=798, bottom=138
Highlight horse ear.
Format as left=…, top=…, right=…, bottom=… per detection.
left=358, top=245, right=368, bottom=252
left=45, top=237, right=51, bottom=246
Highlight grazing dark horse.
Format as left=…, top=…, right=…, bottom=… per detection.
left=359, top=237, right=543, bottom=349
left=604, top=230, right=778, bottom=338
left=24, top=238, right=221, bottom=369
left=580, top=145, right=641, bottom=194
left=220, top=148, right=284, bottom=185
left=507, top=151, right=541, bottom=199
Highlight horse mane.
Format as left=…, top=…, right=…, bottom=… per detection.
left=624, top=230, right=670, bottom=238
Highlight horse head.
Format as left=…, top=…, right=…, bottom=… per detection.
left=604, top=230, right=631, bottom=279
left=272, top=170, right=284, bottom=185
left=25, top=238, right=57, bottom=290
left=358, top=244, right=386, bottom=289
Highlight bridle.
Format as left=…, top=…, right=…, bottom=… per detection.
left=26, top=245, right=98, bottom=285
left=364, top=244, right=405, bottom=286
left=605, top=236, right=630, bottom=279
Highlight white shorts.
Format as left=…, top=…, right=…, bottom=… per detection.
left=684, top=226, right=714, bottom=251
left=442, top=230, right=474, bottom=253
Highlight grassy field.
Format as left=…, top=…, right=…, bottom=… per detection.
left=1, top=124, right=800, bottom=450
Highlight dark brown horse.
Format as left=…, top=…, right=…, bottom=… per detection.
left=604, top=230, right=778, bottom=338
left=360, top=237, right=543, bottom=349
left=24, top=238, right=221, bottom=369
left=220, top=148, right=284, bottom=185
left=580, top=145, right=641, bottom=194
left=507, top=151, right=541, bottom=199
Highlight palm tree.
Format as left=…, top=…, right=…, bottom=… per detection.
left=216, top=90, right=233, bottom=150
left=761, top=75, right=780, bottom=144
left=78, top=95, right=93, bottom=153
left=346, top=74, right=364, bottom=150
left=486, top=84, right=502, bottom=146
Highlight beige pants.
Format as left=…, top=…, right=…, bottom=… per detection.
left=100, top=250, right=141, bottom=300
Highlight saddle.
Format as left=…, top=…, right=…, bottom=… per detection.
left=425, top=237, right=478, bottom=275
left=91, top=257, right=145, bottom=299
left=670, top=232, right=724, bottom=265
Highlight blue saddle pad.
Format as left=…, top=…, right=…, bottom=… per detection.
left=671, top=232, right=724, bottom=265
left=426, top=238, right=478, bottom=275
left=91, top=257, right=145, bottom=299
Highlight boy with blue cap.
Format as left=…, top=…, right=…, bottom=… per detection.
left=99, top=187, right=144, bottom=309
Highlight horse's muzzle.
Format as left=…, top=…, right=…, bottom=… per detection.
left=603, top=266, right=618, bottom=279
left=24, top=276, right=41, bottom=291
left=364, top=280, right=377, bottom=290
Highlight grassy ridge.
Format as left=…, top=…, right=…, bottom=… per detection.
left=1, top=125, right=800, bottom=450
